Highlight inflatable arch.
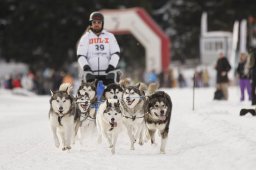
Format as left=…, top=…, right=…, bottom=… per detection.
left=101, top=8, right=170, bottom=73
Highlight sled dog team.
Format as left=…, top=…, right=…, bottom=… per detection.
left=48, top=79, right=172, bottom=154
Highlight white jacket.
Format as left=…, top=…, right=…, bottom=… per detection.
left=77, top=30, right=120, bottom=75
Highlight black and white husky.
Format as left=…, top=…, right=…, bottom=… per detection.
left=103, top=83, right=124, bottom=100
left=144, top=91, right=172, bottom=154
left=121, top=84, right=146, bottom=150
left=49, top=84, right=78, bottom=151
left=76, top=93, right=96, bottom=145
left=96, top=99, right=123, bottom=154
left=75, top=93, right=97, bottom=145
left=77, top=80, right=97, bottom=103
left=76, top=80, right=97, bottom=139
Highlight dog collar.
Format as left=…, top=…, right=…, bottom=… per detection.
left=122, top=114, right=144, bottom=121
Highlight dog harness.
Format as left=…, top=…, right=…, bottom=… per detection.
left=56, top=112, right=70, bottom=126
left=109, top=122, right=117, bottom=131
left=122, top=115, right=144, bottom=121
left=121, top=97, right=145, bottom=121
left=80, top=112, right=95, bottom=122
left=58, top=115, right=64, bottom=126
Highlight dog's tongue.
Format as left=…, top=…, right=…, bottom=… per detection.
left=81, top=104, right=88, bottom=109
left=127, top=99, right=135, bottom=105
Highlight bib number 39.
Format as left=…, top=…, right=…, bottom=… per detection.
left=95, top=44, right=104, bottom=51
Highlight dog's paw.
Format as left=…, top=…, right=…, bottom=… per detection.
left=130, top=145, right=135, bottom=150
left=62, top=146, right=71, bottom=151
left=139, top=140, right=144, bottom=145
left=160, top=149, right=166, bottom=154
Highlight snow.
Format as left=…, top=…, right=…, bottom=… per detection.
left=0, top=86, right=256, bottom=170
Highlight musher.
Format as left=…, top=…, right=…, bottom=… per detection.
left=77, top=11, right=121, bottom=86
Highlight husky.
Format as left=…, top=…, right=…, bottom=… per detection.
left=77, top=80, right=97, bottom=103
left=48, top=84, right=78, bottom=151
left=121, top=84, right=146, bottom=150
left=144, top=91, right=172, bottom=154
left=96, top=99, right=123, bottom=154
left=77, top=80, right=97, bottom=124
left=75, top=93, right=97, bottom=145
left=59, top=83, right=73, bottom=95
left=103, top=83, right=123, bottom=100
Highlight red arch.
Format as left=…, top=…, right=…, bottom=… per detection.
left=135, top=8, right=171, bottom=72
left=101, top=8, right=171, bottom=72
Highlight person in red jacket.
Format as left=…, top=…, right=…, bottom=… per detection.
left=12, top=74, right=22, bottom=88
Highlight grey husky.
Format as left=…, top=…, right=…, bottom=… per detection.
left=144, top=91, right=172, bottom=154
left=120, top=82, right=158, bottom=150
left=121, top=84, right=146, bottom=150
left=48, top=84, right=78, bottom=151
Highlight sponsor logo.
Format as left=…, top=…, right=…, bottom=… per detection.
left=89, top=38, right=109, bottom=44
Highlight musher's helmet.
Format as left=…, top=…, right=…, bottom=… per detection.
left=89, top=12, right=104, bottom=29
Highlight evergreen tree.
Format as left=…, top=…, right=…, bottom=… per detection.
left=1, top=0, right=256, bottom=69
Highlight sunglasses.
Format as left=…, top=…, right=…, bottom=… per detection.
left=92, top=20, right=102, bottom=24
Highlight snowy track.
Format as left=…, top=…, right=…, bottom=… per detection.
left=0, top=87, right=255, bottom=170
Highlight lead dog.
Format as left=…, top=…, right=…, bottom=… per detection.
left=144, top=91, right=172, bottom=154
left=121, top=84, right=146, bottom=150
left=49, top=84, right=77, bottom=151
left=96, top=99, right=123, bottom=154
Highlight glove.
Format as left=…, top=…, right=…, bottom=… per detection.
left=106, top=65, right=115, bottom=73
left=83, top=65, right=92, bottom=72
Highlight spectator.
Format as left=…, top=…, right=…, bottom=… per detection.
left=21, top=72, right=34, bottom=91
left=248, top=50, right=256, bottom=105
left=193, top=70, right=202, bottom=88
left=202, top=67, right=210, bottom=87
left=236, top=53, right=251, bottom=101
left=147, top=69, right=158, bottom=83
left=215, top=51, right=231, bottom=100
left=12, top=74, right=22, bottom=88
left=178, top=72, right=187, bottom=88
left=4, top=75, right=13, bottom=89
